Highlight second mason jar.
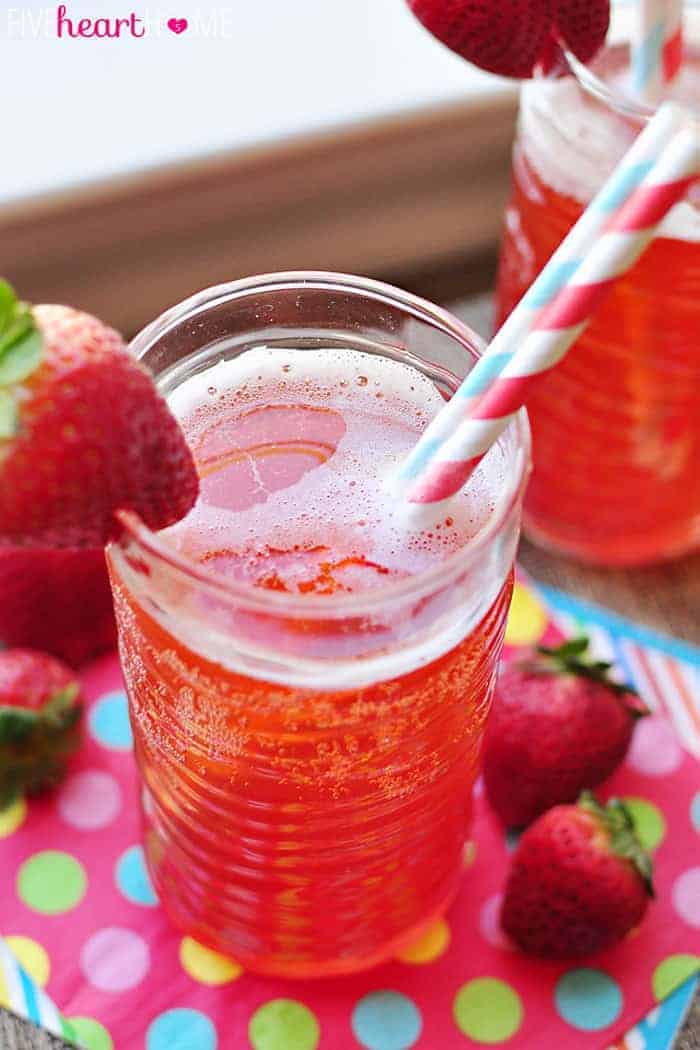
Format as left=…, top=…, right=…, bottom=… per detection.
left=497, top=27, right=700, bottom=565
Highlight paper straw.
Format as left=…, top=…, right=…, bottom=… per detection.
left=396, top=102, right=689, bottom=492
left=632, top=0, right=684, bottom=103
left=404, top=119, right=699, bottom=505
left=0, top=936, right=76, bottom=1042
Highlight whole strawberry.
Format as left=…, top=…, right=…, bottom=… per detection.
left=501, top=792, right=653, bottom=957
left=483, top=637, right=648, bottom=827
left=0, top=547, right=116, bottom=667
left=0, top=281, right=198, bottom=549
left=0, top=649, right=83, bottom=808
left=406, top=0, right=610, bottom=79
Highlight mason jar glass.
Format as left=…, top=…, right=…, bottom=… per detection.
left=496, top=8, right=700, bottom=565
left=107, top=273, right=530, bottom=977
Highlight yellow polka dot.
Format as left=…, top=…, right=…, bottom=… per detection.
left=505, top=583, right=548, bottom=647
left=462, top=841, right=477, bottom=869
left=179, top=937, right=242, bottom=985
left=5, top=937, right=50, bottom=988
left=396, top=917, right=451, bottom=964
left=0, top=797, right=27, bottom=838
left=0, top=965, right=8, bottom=1008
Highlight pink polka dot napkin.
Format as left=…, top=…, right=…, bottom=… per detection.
left=0, top=578, right=698, bottom=1049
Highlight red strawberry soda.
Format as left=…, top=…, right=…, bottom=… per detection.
left=497, top=44, right=700, bottom=564
left=107, top=275, right=530, bottom=978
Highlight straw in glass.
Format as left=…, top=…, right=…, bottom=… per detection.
left=396, top=102, right=689, bottom=493
left=632, top=0, right=684, bottom=103
left=402, top=117, right=699, bottom=505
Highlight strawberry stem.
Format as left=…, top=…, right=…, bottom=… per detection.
left=536, top=637, right=646, bottom=704
left=579, top=791, right=655, bottom=897
left=0, top=279, right=43, bottom=391
left=0, top=682, right=81, bottom=744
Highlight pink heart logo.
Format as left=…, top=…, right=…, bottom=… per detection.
left=167, top=17, right=188, bottom=34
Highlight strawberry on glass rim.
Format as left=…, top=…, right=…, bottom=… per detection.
left=406, top=0, right=610, bottom=79
left=0, top=281, right=199, bottom=549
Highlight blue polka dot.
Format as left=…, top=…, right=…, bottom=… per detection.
left=352, top=991, right=422, bottom=1050
left=89, top=691, right=132, bottom=750
left=116, top=845, right=158, bottom=907
left=691, top=792, right=700, bottom=834
left=147, top=1008, right=216, bottom=1050
left=555, top=969, right=623, bottom=1031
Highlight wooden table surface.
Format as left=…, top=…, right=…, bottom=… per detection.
left=2, top=294, right=697, bottom=1049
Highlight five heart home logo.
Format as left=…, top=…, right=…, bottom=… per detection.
left=55, top=6, right=191, bottom=38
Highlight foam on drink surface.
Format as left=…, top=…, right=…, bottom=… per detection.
left=162, top=346, right=503, bottom=594
left=519, top=47, right=700, bottom=241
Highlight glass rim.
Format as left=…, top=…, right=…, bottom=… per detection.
left=564, top=31, right=699, bottom=123
left=119, top=271, right=531, bottom=617
left=564, top=48, right=658, bottom=121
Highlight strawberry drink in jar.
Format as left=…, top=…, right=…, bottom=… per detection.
left=107, top=273, right=530, bottom=977
left=496, top=7, right=700, bottom=564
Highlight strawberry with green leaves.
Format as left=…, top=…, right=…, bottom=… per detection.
left=501, top=792, right=653, bottom=957
left=483, top=637, right=648, bottom=827
left=0, top=649, right=83, bottom=808
left=0, top=281, right=198, bottom=549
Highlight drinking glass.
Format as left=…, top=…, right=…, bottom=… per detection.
left=108, top=273, right=530, bottom=977
left=497, top=9, right=700, bottom=564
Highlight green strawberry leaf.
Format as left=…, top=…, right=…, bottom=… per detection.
left=536, top=636, right=645, bottom=702
left=0, top=784, right=20, bottom=812
left=0, top=280, right=15, bottom=331
left=0, top=280, right=43, bottom=388
left=0, top=329, right=42, bottom=385
left=0, top=389, right=17, bottom=438
left=0, top=306, right=32, bottom=352
left=579, top=791, right=655, bottom=896
left=41, top=682, right=82, bottom=733
left=0, top=705, right=38, bottom=744
left=546, top=637, right=589, bottom=659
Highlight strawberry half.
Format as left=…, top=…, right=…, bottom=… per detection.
left=0, top=648, right=83, bottom=808
left=483, top=637, right=648, bottom=828
left=406, top=0, right=610, bottom=79
left=501, top=792, right=653, bottom=957
left=0, top=281, right=199, bottom=549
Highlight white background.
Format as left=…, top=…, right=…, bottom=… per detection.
left=3, top=0, right=505, bottom=204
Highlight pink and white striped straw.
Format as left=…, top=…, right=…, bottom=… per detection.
left=632, top=0, right=684, bottom=103
left=403, top=117, right=699, bottom=506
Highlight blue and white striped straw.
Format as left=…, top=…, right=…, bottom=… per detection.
left=0, top=936, right=75, bottom=1043
left=396, top=101, right=689, bottom=488
left=632, top=0, right=684, bottom=103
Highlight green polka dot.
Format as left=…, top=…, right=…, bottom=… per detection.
left=61, top=1019, right=78, bottom=1043
left=68, top=1017, right=113, bottom=1050
left=17, top=851, right=87, bottom=915
left=454, top=978, right=523, bottom=1044
left=652, top=955, right=700, bottom=1000
left=249, top=999, right=319, bottom=1050
left=622, top=797, right=666, bottom=851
